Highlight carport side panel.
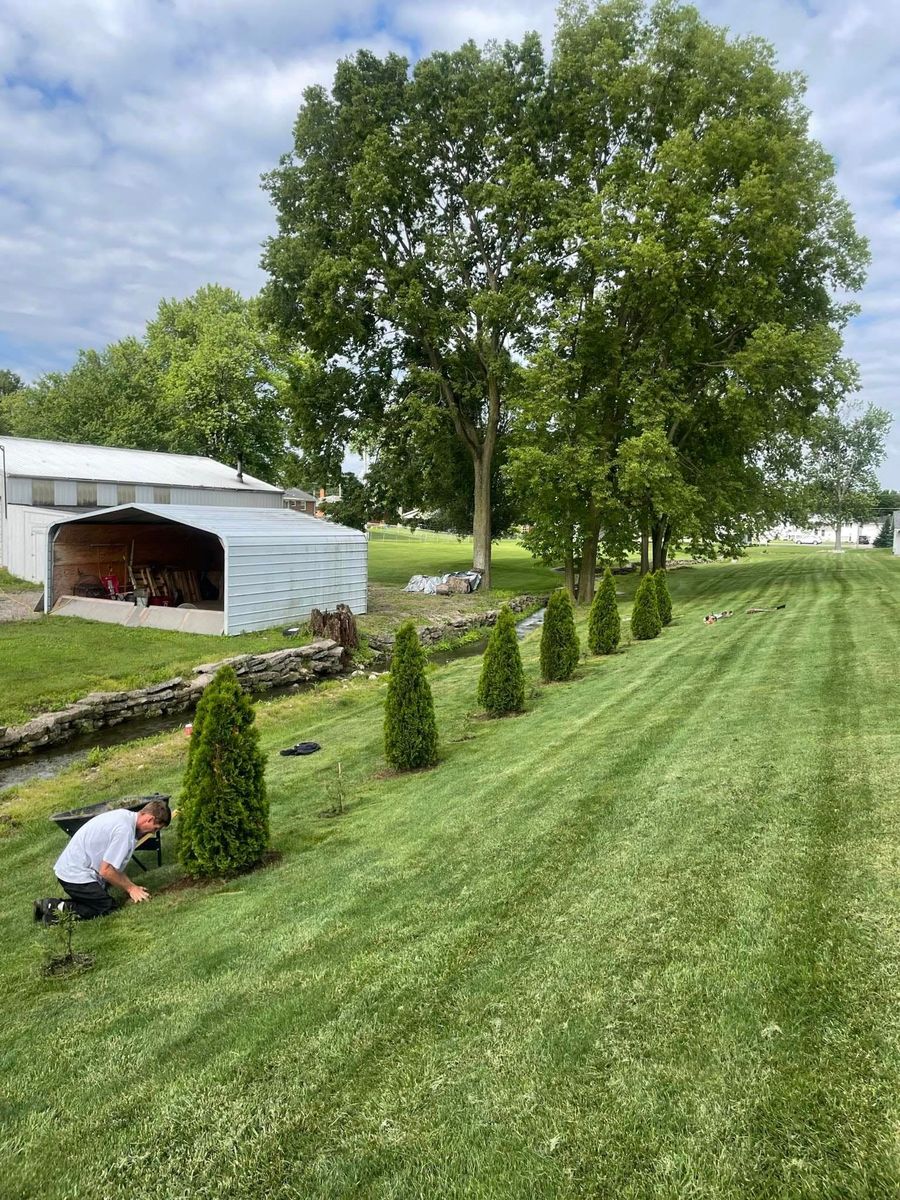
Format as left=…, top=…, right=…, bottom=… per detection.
left=224, top=540, right=368, bottom=634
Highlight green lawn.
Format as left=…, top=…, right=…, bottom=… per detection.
left=0, top=567, right=35, bottom=590
left=367, top=529, right=560, bottom=592
left=3, top=546, right=899, bottom=1198
left=0, top=535, right=558, bottom=726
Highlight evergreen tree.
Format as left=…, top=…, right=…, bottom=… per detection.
left=477, top=606, right=526, bottom=716
left=178, top=666, right=268, bottom=877
left=587, top=566, right=621, bottom=655
left=631, top=573, right=662, bottom=641
left=540, top=588, right=580, bottom=682
left=654, top=569, right=673, bottom=625
left=874, top=515, right=893, bottom=548
left=384, top=622, right=438, bottom=770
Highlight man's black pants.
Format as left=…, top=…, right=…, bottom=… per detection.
left=54, top=879, right=116, bottom=920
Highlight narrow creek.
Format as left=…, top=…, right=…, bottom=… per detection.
left=0, top=607, right=546, bottom=793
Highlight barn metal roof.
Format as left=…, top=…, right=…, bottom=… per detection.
left=0, top=436, right=280, bottom=492
left=50, top=503, right=367, bottom=543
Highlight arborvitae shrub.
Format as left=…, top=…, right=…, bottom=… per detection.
left=384, top=621, right=438, bottom=770
left=477, top=606, right=526, bottom=716
left=178, top=665, right=268, bottom=877
left=654, top=569, right=673, bottom=625
left=631, top=573, right=662, bottom=640
left=874, top=516, right=893, bottom=548
left=588, top=566, right=621, bottom=655
left=540, top=588, right=580, bottom=682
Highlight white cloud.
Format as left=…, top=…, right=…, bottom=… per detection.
left=1, top=0, right=899, bottom=482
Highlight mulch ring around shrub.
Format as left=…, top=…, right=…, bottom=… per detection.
left=156, top=849, right=284, bottom=895
left=44, top=952, right=95, bottom=978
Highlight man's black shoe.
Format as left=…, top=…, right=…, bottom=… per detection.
left=36, top=898, right=63, bottom=925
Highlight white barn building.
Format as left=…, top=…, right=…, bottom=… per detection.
left=0, top=436, right=283, bottom=584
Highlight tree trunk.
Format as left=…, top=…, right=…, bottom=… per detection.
left=660, top=525, right=672, bottom=569
left=577, top=525, right=600, bottom=604
left=564, top=546, right=576, bottom=599
left=834, top=509, right=843, bottom=553
left=651, top=517, right=667, bottom=573
left=472, top=452, right=493, bottom=588
left=640, top=529, right=650, bottom=575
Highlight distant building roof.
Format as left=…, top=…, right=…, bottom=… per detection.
left=0, top=435, right=281, bottom=492
left=284, top=488, right=316, bottom=501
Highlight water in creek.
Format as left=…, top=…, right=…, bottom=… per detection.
left=0, top=607, right=547, bottom=793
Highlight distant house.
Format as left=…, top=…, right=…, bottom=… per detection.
left=283, top=488, right=317, bottom=516
left=894, top=511, right=900, bottom=556
left=0, top=435, right=283, bottom=584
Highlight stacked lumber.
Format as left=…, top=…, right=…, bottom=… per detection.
left=134, top=566, right=204, bottom=604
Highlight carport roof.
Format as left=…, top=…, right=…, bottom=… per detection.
left=50, top=503, right=367, bottom=544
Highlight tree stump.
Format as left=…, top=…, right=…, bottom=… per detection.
left=309, top=604, right=359, bottom=650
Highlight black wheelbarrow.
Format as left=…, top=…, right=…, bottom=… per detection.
left=49, top=793, right=171, bottom=870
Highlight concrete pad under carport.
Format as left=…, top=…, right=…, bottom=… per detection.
left=50, top=595, right=225, bottom=634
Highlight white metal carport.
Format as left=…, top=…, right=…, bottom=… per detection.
left=46, top=504, right=368, bottom=635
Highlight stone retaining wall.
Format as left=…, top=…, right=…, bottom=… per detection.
left=0, top=640, right=346, bottom=760
left=0, top=593, right=548, bottom=761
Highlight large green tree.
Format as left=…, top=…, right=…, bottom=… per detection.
left=801, top=402, right=891, bottom=551
left=3, top=288, right=294, bottom=482
left=147, top=285, right=288, bottom=480
left=3, top=340, right=166, bottom=449
left=262, top=38, right=555, bottom=586
left=508, top=0, right=867, bottom=593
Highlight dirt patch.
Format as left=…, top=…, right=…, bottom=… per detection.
left=0, top=589, right=42, bottom=623
left=43, top=952, right=95, bottom=978
left=156, top=849, right=284, bottom=894
left=362, top=584, right=510, bottom=637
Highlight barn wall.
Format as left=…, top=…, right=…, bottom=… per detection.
left=1, top=506, right=71, bottom=582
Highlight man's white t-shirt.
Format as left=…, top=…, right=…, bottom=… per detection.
left=54, top=809, right=138, bottom=885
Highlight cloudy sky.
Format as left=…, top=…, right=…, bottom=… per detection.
left=2, top=0, right=899, bottom=483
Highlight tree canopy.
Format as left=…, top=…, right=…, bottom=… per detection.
left=507, top=0, right=868, bottom=595
left=262, top=37, right=555, bottom=586
left=146, top=285, right=289, bottom=479
left=2, top=286, right=294, bottom=483
left=264, top=0, right=868, bottom=593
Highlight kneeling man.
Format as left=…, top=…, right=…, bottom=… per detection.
left=36, top=798, right=171, bottom=922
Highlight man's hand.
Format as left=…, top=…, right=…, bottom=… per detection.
left=100, top=860, right=151, bottom=902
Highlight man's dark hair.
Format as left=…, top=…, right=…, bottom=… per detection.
left=141, top=798, right=172, bottom=826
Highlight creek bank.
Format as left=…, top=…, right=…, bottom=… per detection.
left=0, top=641, right=346, bottom=761
left=0, top=593, right=548, bottom=765
left=366, top=593, right=547, bottom=655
